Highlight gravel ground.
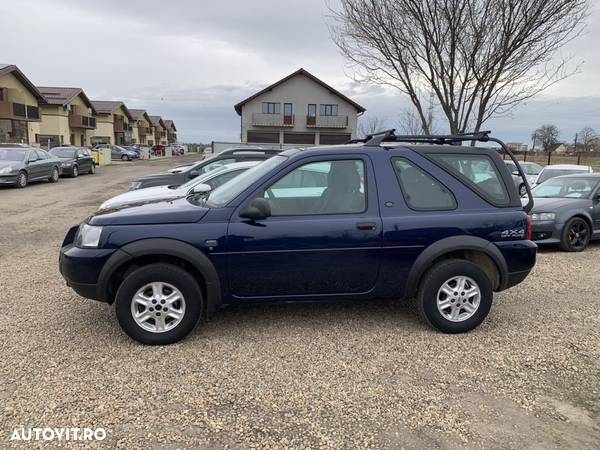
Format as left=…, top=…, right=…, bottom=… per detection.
left=0, top=155, right=599, bottom=449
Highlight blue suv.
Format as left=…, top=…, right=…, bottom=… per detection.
left=59, top=131, right=537, bottom=345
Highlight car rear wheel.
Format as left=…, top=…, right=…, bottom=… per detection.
left=48, top=167, right=59, bottom=183
left=72, top=165, right=79, bottom=177
left=559, top=217, right=590, bottom=252
left=115, top=263, right=203, bottom=345
left=417, top=259, right=493, bottom=333
left=89, top=163, right=96, bottom=175
left=15, top=171, right=27, bottom=188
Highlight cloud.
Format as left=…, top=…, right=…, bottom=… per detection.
left=2, top=0, right=599, bottom=143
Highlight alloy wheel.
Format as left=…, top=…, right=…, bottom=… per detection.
left=568, top=220, right=589, bottom=251
left=436, top=276, right=481, bottom=322
left=130, top=282, right=186, bottom=333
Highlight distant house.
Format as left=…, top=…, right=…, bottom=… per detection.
left=90, top=101, right=133, bottom=146
left=149, top=115, right=167, bottom=145
left=0, top=64, right=44, bottom=145
left=550, top=143, right=568, bottom=154
left=507, top=143, right=528, bottom=153
left=37, top=86, right=97, bottom=148
left=164, top=120, right=177, bottom=144
left=129, top=109, right=153, bottom=145
left=234, top=68, right=366, bottom=146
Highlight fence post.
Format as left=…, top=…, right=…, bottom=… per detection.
left=547, top=151, right=551, bottom=165
left=577, top=152, right=582, bottom=165
left=523, top=151, right=527, bottom=162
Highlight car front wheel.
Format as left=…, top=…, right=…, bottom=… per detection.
left=121, top=155, right=129, bottom=161
left=417, top=259, right=493, bottom=333
left=559, top=217, right=590, bottom=252
left=15, top=171, right=27, bottom=188
left=115, top=263, right=203, bottom=345
left=89, top=163, right=96, bottom=175
left=72, top=165, right=79, bottom=177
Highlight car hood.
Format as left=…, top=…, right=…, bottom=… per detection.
left=99, top=185, right=185, bottom=211
left=89, top=197, right=208, bottom=226
left=522, top=197, right=592, bottom=212
left=0, top=161, right=23, bottom=170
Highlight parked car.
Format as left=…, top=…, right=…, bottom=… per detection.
left=129, top=148, right=281, bottom=190
left=49, top=146, right=96, bottom=177
left=98, top=161, right=260, bottom=211
left=59, top=132, right=537, bottom=344
left=532, top=164, right=593, bottom=188
left=0, top=147, right=61, bottom=188
left=504, top=161, right=543, bottom=196
left=94, top=144, right=138, bottom=161
left=524, top=173, right=600, bottom=251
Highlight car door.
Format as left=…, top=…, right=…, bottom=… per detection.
left=77, top=148, right=91, bottom=171
left=226, top=154, right=382, bottom=299
left=26, top=150, right=43, bottom=179
left=37, top=150, right=55, bottom=178
left=592, top=181, right=600, bottom=232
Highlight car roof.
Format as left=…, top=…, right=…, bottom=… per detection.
left=541, top=164, right=591, bottom=170
left=285, top=143, right=505, bottom=157
left=553, top=173, right=600, bottom=179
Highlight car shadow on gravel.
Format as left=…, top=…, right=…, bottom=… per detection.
left=536, top=240, right=600, bottom=254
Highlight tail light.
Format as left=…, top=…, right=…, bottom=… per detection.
left=526, top=215, right=533, bottom=241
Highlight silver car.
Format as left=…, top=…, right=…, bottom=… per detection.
left=504, top=161, right=543, bottom=196
left=99, top=161, right=260, bottom=211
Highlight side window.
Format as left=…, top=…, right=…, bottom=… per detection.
left=264, top=159, right=365, bottom=215
left=392, top=158, right=456, bottom=210
left=208, top=170, right=243, bottom=189
left=429, top=153, right=510, bottom=206
left=35, top=150, right=48, bottom=160
left=199, top=158, right=235, bottom=175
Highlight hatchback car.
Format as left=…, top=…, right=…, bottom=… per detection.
left=525, top=174, right=600, bottom=251
left=60, top=131, right=537, bottom=345
left=0, top=147, right=61, bottom=188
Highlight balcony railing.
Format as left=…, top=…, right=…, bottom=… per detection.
left=252, top=113, right=295, bottom=127
left=114, top=118, right=131, bottom=133
left=306, top=115, right=348, bottom=128
left=69, top=114, right=97, bottom=129
left=0, top=101, right=40, bottom=121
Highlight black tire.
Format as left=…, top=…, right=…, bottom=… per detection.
left=417, top=259, right=493, bottom=334
left=72, top=165, right=79, bottom=178
left=48, top=167, right=59, bottom=183
left=15, top=171, right=27, bottom=188
left=89, top=163, right=96, bottom=175
left=518, top=184, right=527, bottom=197
left=115, top=263, right=203, bottom=345
left=121, top=155, right=129, bottom=161
left=559, top=217, right=590, bottom=252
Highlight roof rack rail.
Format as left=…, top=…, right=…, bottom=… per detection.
left=362, top=129, right=534, bottom=213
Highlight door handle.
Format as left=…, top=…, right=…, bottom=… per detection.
left=356, top=222, right=377, bottom=231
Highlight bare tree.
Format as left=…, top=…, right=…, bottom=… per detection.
left=532, top=125, right=560, bottom=152
left=397, top=107, right=424, bottom=134
left=328, top=0, right=589, bottom=135
left=358, top=115, right=388, bottom=137
left=579, top=126, right=597, bottom=152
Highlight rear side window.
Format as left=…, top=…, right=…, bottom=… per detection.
left=429, top=153, right=510, bottom=206
left=392, top=158, right=456, bottom=210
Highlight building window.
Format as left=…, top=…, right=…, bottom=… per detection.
left=319, top=104, right=338, bottom=116
left=308, top=104, right=316, bottom=117
left=262, top=102, right=281, bottom=114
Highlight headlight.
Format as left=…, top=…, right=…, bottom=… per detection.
left=0, top=166, right=16, bottom=174
left=530, top=212, right=556, bottom=222
left=61, top=161, right=73, bottom=167
left=74, top=224, right=103, bottom=248
left=130, top=181, right=142, bottom=190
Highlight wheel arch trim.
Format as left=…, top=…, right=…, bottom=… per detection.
left=98, top=239, right=221, bottom=314
left=405, top=235, right=509, bottom=297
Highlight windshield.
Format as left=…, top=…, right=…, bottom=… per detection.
left=521, top=163, right=542, bottom=175
left=532, top=177, right=598, bottom=198
left=179, top=166, right=229, bottom=189
left=537, top=168, right=588, bottom=184
left=205, top=156, right=287, bottom=207
left=0, top=149, right=27, bottom=162
left=50, top=148, right=76, bottom=158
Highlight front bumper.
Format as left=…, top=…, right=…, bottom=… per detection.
left=60, top=165, right=76, bottom=176
left=530, top=220, right=562, bottom=244
left=0, top=174, right=18, bottom=185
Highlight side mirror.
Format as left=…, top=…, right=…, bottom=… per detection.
left=189, top=170, right=199, bottom=178
left=512, top=170, right=519, bottom=176
left=240, top=197, right=271, bottom=221
left=191, top=183, right=211, bottom=195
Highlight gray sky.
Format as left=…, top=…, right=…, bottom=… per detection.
left=3, top=0, right=600, bottom=144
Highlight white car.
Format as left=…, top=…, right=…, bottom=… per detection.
left=99, top=161, right=260, bottom=211
left=532, top=164, right=593, bottom=187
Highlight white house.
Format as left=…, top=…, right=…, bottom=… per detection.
left=234, top=68, right=366, bottom=146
